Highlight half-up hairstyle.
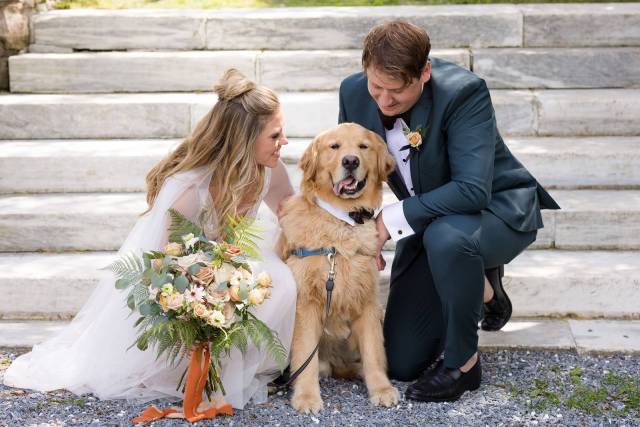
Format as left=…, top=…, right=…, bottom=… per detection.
left=144, top=69, right=280, bottom=238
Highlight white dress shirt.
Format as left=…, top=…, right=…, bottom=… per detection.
left=380, top=118, right=417, bottom=242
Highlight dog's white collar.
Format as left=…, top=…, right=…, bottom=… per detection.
left=314, top=197, right=356, bottom=226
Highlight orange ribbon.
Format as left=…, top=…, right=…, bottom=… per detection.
left=132, top=343, right=234, bottom=424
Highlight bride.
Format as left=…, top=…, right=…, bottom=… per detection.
left=3, top=69, right=297, bottom=409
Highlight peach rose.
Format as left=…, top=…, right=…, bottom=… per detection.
left=222, top=244, right=243, bottom=261
left=192, top=302, right=209, bottom=319
left=166, top=293, right=184, bottom=310
left=407, top=131, right=422, bottom=148
left=228, top=285, right=242, bottom=302
left=195, top=266, right=216, bottom=286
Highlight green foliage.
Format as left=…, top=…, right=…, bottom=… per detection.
left=224, top=214, right=263, bottom=260
left=167, top=208, right=203, bottom=243
left=105, top=253, right=145, bottom=290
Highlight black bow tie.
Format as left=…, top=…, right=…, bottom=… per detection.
left=348, top=208, right=375, bottom=225
left=378, top=109, right=412, bottom=131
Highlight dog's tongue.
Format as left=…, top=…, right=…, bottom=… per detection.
left=334, top=177, right=357, bottom=195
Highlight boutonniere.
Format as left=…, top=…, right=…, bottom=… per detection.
left=399, top=119, right=428, bottom=157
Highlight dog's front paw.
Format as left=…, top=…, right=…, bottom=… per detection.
left=291, top=392, right=324, bottom=415
left=369, top=385, right=400, bottom=407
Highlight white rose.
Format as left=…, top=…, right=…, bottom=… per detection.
left=163, top=242, right=182, bottom=257
left=161, top=283, right=174, bottom=295
left=248, top=288, right=265, bottom=306
left=256, top=272, right=272, bottom=288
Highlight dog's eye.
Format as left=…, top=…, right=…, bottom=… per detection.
left=359, top=144, right=369, bottom=150
left=330, top=143, right=340, bottom=150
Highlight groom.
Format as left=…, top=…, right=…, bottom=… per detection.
left=338, top=20, right=560, bottom=402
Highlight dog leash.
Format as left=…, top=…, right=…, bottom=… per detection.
left=269, top=246, right=337, bottom=392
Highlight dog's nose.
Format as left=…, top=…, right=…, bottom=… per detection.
left=342, top=155, right=360, bottom=171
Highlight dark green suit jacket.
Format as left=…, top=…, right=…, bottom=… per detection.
left=338, top=57, right=560, bottom=238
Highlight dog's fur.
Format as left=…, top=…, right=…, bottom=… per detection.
left=276, top=123, right=400, bottom=414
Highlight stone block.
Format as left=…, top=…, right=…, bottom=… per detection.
left=478, top=320, right=575, bottom=351
left=507, top=137, right=640, bottom=189
left=490, top=90, right=537, bottom=136
left=552, top=190, right=640, bottom=250
left=506, top=250, right=640, bottom=319
left=474, top=48, right=640, bottom=89
left=569, top=320, right=640, bottom=354
left=537, top=89, right=640, bottom=136
left=0, top=93, right=192, bottom=139
left=9, top=51, right=258, bottom=93
left=33, top=9, right=206, bottom=50
left=206, top=5, right=522, bottom=50
left=0, top=252, right=111, bottom=319
left=522, top=3, right=640, bottom=47
left=0, top=193, right=145, bottom=252
left=0, top=139, right=180, bottom=193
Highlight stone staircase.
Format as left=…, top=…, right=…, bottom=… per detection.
left=1, top=4, right=640, bottom=343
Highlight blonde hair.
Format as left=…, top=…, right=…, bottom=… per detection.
left=144, top=69, right=280, bottom=237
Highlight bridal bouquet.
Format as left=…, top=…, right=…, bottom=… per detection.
left=107, top=209, right=286, bottom=423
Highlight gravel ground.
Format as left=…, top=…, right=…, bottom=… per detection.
left=1, top=349, right=639, bottom=427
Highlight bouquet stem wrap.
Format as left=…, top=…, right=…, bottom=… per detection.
left=132, top=342, right=233, bottom=423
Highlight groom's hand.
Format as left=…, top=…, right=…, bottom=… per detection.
left=375, top=213, right=391, bottom=271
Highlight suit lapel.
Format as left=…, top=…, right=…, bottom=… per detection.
left=408, top=82, right=432, bottom=195
left=365, top=100, right=411, bottom=200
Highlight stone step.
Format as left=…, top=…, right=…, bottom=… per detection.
left=473, top=47, right=640, bottom=89
left=0, top=190, right=638, bottom=252
left=29, top=5, right=640, bottom=52
left=1, top=90, right=640, bottom=139
left=0, top=250, right=638, bottom=320
left=3, top=318, right=639, bottom=354
left=9, top=49, right=469, bottom=93
left=2, top=137, right=640, bottom=194
left=11, top=47, right=637, bottom=93
left=30, top=6, right=523, bottom=52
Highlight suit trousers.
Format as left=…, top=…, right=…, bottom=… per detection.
left=383, top=210, right=537, bottom=381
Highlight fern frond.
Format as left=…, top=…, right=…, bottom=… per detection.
left=168, top=208, right=203, bottom=243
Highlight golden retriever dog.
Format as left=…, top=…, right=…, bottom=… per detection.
left=276, top=123, right=400, bottom=414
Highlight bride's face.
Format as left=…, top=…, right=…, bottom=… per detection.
left=254, top=108, right=288, bottom=168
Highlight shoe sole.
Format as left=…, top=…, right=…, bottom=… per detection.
left=405, top=381, right=481, bottom=403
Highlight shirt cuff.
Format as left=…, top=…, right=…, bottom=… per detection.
left=380, top=201, right=415, bottom=242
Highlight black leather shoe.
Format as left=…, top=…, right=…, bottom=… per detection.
left=405, top=357, right=482, bottom=403
left=418, top=358, right=444, bottom=380
left=267, top=366, right=290, bottom=394
left=481, top=265, right=512, bottom=331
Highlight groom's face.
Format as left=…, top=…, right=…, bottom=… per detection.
left=366, top=63, right=431, bottom=117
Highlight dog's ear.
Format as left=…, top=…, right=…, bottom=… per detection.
left=370, top=131, right=395, bottom=181
left=299, top=135, right=320, bottom=184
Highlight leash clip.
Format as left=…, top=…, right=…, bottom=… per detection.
left=327, top=252, right=336, bottom=281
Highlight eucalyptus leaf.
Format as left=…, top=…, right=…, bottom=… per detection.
left=188, top=264, right=202, bottom=276
left=174, top=275, right=189, bottom=293
left=139, top=303, right=152, bottom=316
left=127, top=293, right=135, bottom=310
left=216, top=281, right=230, bottom=292
left=115, top=278, right=130, bottom=290
left=239, top=284, right=249, bottom=301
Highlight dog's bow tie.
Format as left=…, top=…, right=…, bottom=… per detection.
left=348, top=208, right=375, bottom=225
left=379, top=109, right=412, bottom=131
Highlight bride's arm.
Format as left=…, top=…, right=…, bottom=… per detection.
left=264, top=160, right=294, bottom=217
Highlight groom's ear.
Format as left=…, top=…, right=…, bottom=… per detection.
left=371, top=131, right=395, bottom=181
left=299, top=136, right=320, bottom=185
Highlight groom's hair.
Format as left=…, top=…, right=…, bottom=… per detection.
left=362, top=20, right=431, bottom=85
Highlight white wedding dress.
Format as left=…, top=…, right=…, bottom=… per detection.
left=3, top=162, right=297, bottom=409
